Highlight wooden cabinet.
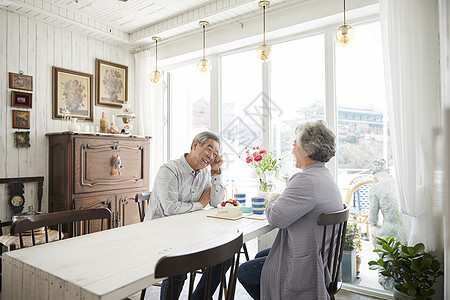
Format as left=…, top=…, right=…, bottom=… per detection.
left=47, top=132, right=150, bottom=234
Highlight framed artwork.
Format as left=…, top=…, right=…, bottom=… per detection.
left=9, top=72, right=33, bottom=91
left=11, top=91, right=32, bottom=108
left=52, top=66, right=93, bottom=121
left=14, top=131, right=30, bottom=148
left=12, top=110, right=30, bottom=129
left=95, top=59, right=128, bottom=107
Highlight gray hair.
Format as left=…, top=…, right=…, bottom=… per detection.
left=295, top=120, right=336, bottom=162
left=191, top=131, right=221, bottom=149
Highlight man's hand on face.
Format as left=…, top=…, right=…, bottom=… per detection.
left=210, top=155, right=223, bottom=171
left=199, top=188, right=211, bottom=208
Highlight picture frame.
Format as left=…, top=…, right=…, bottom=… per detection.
left=14, top=131, right=30, bottom=148
left=9, top=72, right=33, bottom=91
left=12, top=110, right=30, bottom=129
left=95, top=59, right=128, bottom=108
left=11, top=91, right=32, bottom=108
left=52, top=66, right=93, bottom=121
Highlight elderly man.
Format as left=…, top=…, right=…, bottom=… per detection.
left=144, top=131, right=225, bottom=300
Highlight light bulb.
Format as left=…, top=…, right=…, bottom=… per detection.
left=335, top=24, right=356, bottom=46
left=150, top=70, right=160, bottom=83
left=256, top=44, right=271, bottom=62
left=197, top=58, right=211, bottom=73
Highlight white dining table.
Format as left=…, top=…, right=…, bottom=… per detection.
left=1, top=208, right=273, bottom=300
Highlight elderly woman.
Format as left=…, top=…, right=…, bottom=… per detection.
left=238, top=120, right=343, bottom=300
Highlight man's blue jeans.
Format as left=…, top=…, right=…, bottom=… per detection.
left=160, top=260, right=231, bottom=300
left=237, top=248, right=271, bottom=300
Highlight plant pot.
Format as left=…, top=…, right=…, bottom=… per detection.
left=393, top=288, right=415, bottom=300
left=341, top=250, right=356, bottom=283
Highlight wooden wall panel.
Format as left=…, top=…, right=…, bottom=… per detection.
left=0, top=9, right=135, bottom=222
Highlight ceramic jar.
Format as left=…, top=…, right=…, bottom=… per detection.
left=68, top=117, right=81, bottom=132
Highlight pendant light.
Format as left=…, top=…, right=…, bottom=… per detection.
left=335, top=0, right=355, bottom=46
left=256, top=1, right=271, bottom=62
left=150, top=36, right=161, bottom=83
left=197, top=21, right=211, bottom=73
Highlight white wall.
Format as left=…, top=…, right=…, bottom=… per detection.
left=0, top=9, right=135, bottom=221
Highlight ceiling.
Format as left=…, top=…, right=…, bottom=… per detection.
left=0, top=0, right=298, bottom=50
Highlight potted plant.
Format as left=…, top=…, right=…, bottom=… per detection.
left=341, top=222, right=359, bottom=283
left=368, top=237, right=443, bottom=300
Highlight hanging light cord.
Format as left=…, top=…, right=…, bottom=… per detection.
left=343, top=0, right=347, bottom=25
left=202, top=24, right=206, bottom=59
left=155, top=40, right=158, bottom=70
left=263, top=5, right=266, bottom=44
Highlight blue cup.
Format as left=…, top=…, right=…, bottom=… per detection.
left=234, top=193, right=246, bottom=205
left=251, top=197, right=265, bottom=215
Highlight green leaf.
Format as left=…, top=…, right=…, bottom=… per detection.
left=382, top=244, right=393, bottom=252
left=407, top=246, right=416, bottom=255
left=421, top=257, right=432, bottom=268
left=411, top=260, right=421, bottom=272
left=414, top=243, right=425, bottom=253
left=407, top=288, right=417, bottom=296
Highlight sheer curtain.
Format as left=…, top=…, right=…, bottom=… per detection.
left=134, top=50, right=165, bottom=186
left=380, top=0, right=440, bottom=251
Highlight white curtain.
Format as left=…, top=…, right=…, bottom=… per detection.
left=379, top=0, right=440, bottom=251
left=134, top=50, right=165, bottom=187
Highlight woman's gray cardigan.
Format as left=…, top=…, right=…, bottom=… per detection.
left=261, top=162, right=343, bottom=300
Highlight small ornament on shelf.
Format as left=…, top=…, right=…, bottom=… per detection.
left=112, top=154, right=122, bottom=176
left=100, top=112, right=108, bottom=133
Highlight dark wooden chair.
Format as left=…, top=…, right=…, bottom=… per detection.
left=317, top=204, right=349, bottom=300
left=155, top=231, right=243, bottom=300
left=10, top=208, right=112, bottom=249
left=135, top=192, right=151, bottom=222
left=135, top=192, right=154, bottom=300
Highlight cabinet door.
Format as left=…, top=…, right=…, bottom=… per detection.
left=73, top=195, right=115, bottom=233
left=74, top=137, right=150, bottom=194
left=117, top=194, right=141, bottom=226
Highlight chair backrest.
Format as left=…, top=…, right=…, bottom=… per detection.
left=344, top=180, right=374, bottom=216
left=135, top=192, right=151, bottom=222
left=317, top=204, right=349, bottom=298
left=155, top=231, right=243, bottom=300
left=10, top=208, right=112, bottom=248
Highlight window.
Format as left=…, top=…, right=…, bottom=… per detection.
left=166, top=64, right=210, bottom=160
left=220, top=50, right=263, bottom=196
left=271, top=34, right=326, bottom=178
left=335, top=22, right=392, bottom=185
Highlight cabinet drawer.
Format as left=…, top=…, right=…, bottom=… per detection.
left=74, top=137, right=149, bottom=194
left=73, top=196, right=114, bottom=232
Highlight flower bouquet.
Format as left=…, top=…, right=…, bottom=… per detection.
left=243, top=147, right=281, bottom=192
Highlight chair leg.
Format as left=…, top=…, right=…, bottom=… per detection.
left=241, top=243, right=250, bottom=261
left=139, top=288, right=146, bottom=300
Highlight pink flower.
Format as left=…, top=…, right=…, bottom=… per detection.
left=260, top=149, right=267, bottom=155
left=246, top=156, right=253, bottom=163
left=253, top=152, right=257, bottom=157
left=254, top=155, right=263, bottom=162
